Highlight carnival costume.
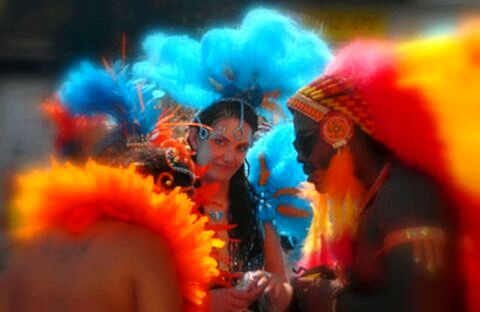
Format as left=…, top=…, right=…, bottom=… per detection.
left=43, top=59, right=199, bottom=190
left=247, top=123, right=312, bottom=263
left=287, top=28, right=480, bottom=311
left=133, top=7, right=332, bottom=292
left=11, top=160, right=221, bottom=311
left=25, top=56, right=223, bottom=311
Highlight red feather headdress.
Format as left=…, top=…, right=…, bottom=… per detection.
left=289, top=28, right=480, bottom=310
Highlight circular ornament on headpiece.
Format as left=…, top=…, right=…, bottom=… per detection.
left=158, top=172, right=175, bottom=188
left=233, top=127, right=245, bottom=141
left=320, top=112, right=353, bottom=149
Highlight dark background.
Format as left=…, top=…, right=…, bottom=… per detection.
left=2, top=0, right=477, bottom=74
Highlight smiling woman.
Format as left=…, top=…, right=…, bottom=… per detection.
left=190, top=100, right=256, bottom=183
left=188, top=98, right=261, bottom=270
left=187, top=98, right=275, bottom=311
left=132, top=7, right=332, bottom=310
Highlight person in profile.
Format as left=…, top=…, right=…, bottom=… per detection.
left=286, top=27, right=480, bottom=311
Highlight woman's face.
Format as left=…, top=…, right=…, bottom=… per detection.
left=191, top=117, right=253, bottom=183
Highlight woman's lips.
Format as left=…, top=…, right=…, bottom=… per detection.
left=214, top=163, right=236, bottom=171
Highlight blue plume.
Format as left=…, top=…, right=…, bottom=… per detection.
left=247, top=123, right=312, bottom=261
left=60, top=61, right=164, bottom=136
left=60, top=62, right=130, bottom=124
left=135, top=8, right=332, bottom=120
left=133, top=34, right=218, bottom=110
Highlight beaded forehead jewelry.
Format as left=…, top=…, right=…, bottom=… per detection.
left=196, top=97, right=254, bottom=141
left=211, top=126, right=226, bottom=137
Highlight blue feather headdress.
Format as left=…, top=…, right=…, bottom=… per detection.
left=247, top=123, right=312, bottom=261
left=60, top=61, right=165, bottom=141
left=52, top=60, right=198, bottom=184
left=133, top=8, right=332, bottom=121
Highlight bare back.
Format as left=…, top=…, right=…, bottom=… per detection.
left=0, top=220, right=182, bottom=312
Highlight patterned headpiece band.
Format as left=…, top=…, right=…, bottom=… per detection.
left=287, top=75, right=375, bottom=136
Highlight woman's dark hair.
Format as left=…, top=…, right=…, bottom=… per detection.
left=191, top=99, right=264, bottom=271
left=195, top=99, right=259, bottom=137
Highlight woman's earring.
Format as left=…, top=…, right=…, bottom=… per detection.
left=198, top=127, right=209, bottom=140
left=194, top=116, right=209, bottom=141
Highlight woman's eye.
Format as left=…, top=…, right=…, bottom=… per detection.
left=239, top=145, right=249, bottom=152
left=214, top=138, right=225, bottom=146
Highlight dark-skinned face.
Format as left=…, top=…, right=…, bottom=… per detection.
left=292, top=111, right=336, bottom=188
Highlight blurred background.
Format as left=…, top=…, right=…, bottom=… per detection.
left=0, top=0, right=479, bottom=217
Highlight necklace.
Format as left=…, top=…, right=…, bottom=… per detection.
left=205, top=201, right=227, bottom=222
left=208, top=211, right=225, bottom=222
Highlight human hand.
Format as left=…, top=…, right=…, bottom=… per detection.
left=206, top=286, right=258, bottom=312
left=255, top=271, right=292, bottom=312
left=292, top=274, right=343, bottom=312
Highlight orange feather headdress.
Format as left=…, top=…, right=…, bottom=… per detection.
left=12, top=160, right=223, bottom=311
